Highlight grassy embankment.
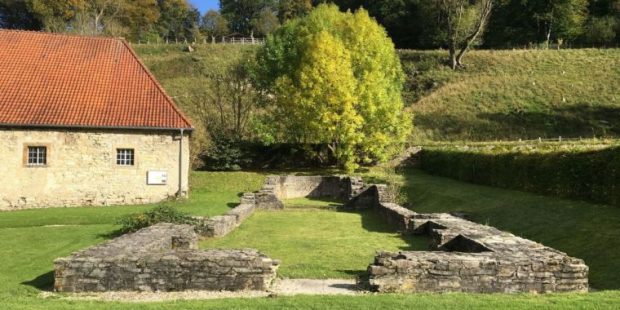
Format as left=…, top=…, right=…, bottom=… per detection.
left=401, top=49, right=620, bottom=141
left=133, top=44, right=620, bottom=142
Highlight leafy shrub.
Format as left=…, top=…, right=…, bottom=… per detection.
left=201, top=136, right=251, bottom=171
left=419, top=146, right=620, bottom=207
left=116, top=205, right=196, bottom=234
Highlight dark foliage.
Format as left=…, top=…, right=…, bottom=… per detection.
left=116, top=205, right=196, bottom=234
left=200, top=140, right=337, bottom=171
left=418, top=147, right=620, bottom=206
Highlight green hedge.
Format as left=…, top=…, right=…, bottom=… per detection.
left=418, top=147, right=620, bottom=206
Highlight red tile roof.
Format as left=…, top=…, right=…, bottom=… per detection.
left=0, top=30, right=192, bottom=130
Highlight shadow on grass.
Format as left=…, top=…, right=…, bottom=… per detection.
left=354, top=209, right=431, bottom=251
left=284, top=196, right=343, bottom=210
left=415, top=104, right=620, bottom=141
left=398, top=168, right=620, bottom=290
left=22, top=271, right=54, bottom=291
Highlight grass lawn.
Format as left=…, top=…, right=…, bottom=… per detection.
left=397, top=168, right=620, bottom=290
left=1, top=169, right=620, bottom=308
left=282, top=197, right=343, bottom=208
left=201, top=208, right=428, bottom=278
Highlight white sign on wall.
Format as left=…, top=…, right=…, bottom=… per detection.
left=147, top=170, right=168, bottom=185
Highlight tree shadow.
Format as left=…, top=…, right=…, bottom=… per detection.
left=397, top=167, right=620, bottom=290
left=21, top=271, right=54, bottom=292
left=414, top=104, right=620, bottom=140
left=479, top=105, right=620, bottom=138
left=349, top=209, right=431, bottom=251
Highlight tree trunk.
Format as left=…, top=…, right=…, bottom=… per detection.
left=449, top=46, right=458, bottom=70
left=545, top=22, right=552, bottom=49
left=453, top=0, right=493, bottom=69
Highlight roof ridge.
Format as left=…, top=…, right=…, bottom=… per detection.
left=120, top=39, right=193, bottom=129
left=0, top=29, right=122, bottom=42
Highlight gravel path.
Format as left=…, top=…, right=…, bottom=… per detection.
left=52, top=279, right=363, bottom=302
left=274, top=279, right=361, bottom=296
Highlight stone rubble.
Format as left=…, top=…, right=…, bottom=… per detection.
left=54, top=223, right=279, bottom=292
left=346, top=186, right=589, bottom=293
left=54, top=174, right=589, bottom=295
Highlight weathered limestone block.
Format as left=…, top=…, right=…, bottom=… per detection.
left=367, top=250, right=588, bottom=294
left=197, top=215, right=238, bottom=237
left=264, top=175, right=363, bottom=201
left=376, top=202, right=416, bottom=234
left=344, top=186, right=379, bottom=210
left=365, top=213, right=589, bottom=293
left=54, top=224, right=279, bottom=292
left=255, top=191, right=284, bottom=210
left=226, top=203, right=255, bottom=224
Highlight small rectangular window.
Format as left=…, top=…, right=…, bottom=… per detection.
left=27, top=146, right=47, bottom=166
left=116, top=149, right=135, bottom=166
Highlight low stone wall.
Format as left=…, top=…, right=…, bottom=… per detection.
left=369, top=250, right=588, bottom=293
left=195, top=202, right=257, bottom=238
left=346, top=186, right=589, bottom=293
left=266, top=175, right=364, bottom=201
left=54, top=223, right=279, bottom=292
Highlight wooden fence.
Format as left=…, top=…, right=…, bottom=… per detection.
left=134, top=37, right=265, bottom=45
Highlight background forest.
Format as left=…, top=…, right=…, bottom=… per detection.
left=1, top=0, right=618, bottom=47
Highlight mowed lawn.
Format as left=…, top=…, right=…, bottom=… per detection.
left=201, top=208, right=428, bottom=278
left=0, top=169, right=619, bottom=308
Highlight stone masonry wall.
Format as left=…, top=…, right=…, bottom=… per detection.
left=54, top=223, right=279, bottom=292
left=0, top=128, right=190, bottom=210
left=195, top=202, right=256, bottom=237
left=346, top=186, right=589, bottom=293
left=267, top=175, right=363, bottom=201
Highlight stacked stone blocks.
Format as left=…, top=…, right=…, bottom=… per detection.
left=54, top=223, right=279, bottom=292
left=346, top=186, right=589, bottom=293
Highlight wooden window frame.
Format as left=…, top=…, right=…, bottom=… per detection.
left=23, top=144, right=50, bottom=168
left=116, top=148, right=135, bottom=166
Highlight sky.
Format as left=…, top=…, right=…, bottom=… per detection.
left=189, top=0, right=220, bottom=13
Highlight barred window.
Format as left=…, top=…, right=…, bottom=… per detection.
left=27, top=146, right=47, bottom=166
left=116, top=149, right=134, bottom=166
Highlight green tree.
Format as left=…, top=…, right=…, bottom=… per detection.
left=484, top=0, right=590, bottom=48
left=251, top=7, right=280, bottom=36
left=434, top=0, right=495, bottom=69
left=220, top=0, right=277, bottom=35
left=583, top=15, right=617, bottom=45
left=533, top=0, right=589, bottom=47
left=256, top=4, right=412, bottom=171
left=278, top=0, right=312, bottom=22
left=0, top=0, right=42, bottom=30
left=156, top=0, right=198, bottom=41
left=201, top=10, right=230, bottom=42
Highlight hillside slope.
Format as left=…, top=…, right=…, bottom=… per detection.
left=133, top=44, right=620, bottom=142
left=402, top=49, right=620, bottom=141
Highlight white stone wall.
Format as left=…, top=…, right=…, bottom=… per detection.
left=0, top=128, right=190, bottom=210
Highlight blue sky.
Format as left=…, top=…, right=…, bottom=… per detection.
left=189, top=0, right=220, bottom=13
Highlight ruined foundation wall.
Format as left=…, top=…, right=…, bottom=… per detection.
left=346, top=186, right=589, bottom=293
left=266, top=175, right=363, bottom=201
left=369, top=251, right=588, bottom=293
left=54, top=224, right=279, bottom=292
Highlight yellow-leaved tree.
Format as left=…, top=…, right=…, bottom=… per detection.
left=256, top=4, right=412, bottom=172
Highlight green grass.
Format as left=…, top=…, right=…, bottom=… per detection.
left=282, top=197, right=343, bottom=208
left=1, top=169, right=620, bottom=308
left=401, top=49, right=620, bottom=141
left=399, top=168, right=620, bottom=290
left=201, top=208, right=427, bottom=278
left=0, top=171, right=265, bottom=229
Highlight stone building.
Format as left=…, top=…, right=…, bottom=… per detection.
left=0, top=30, right=193, bottom=210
